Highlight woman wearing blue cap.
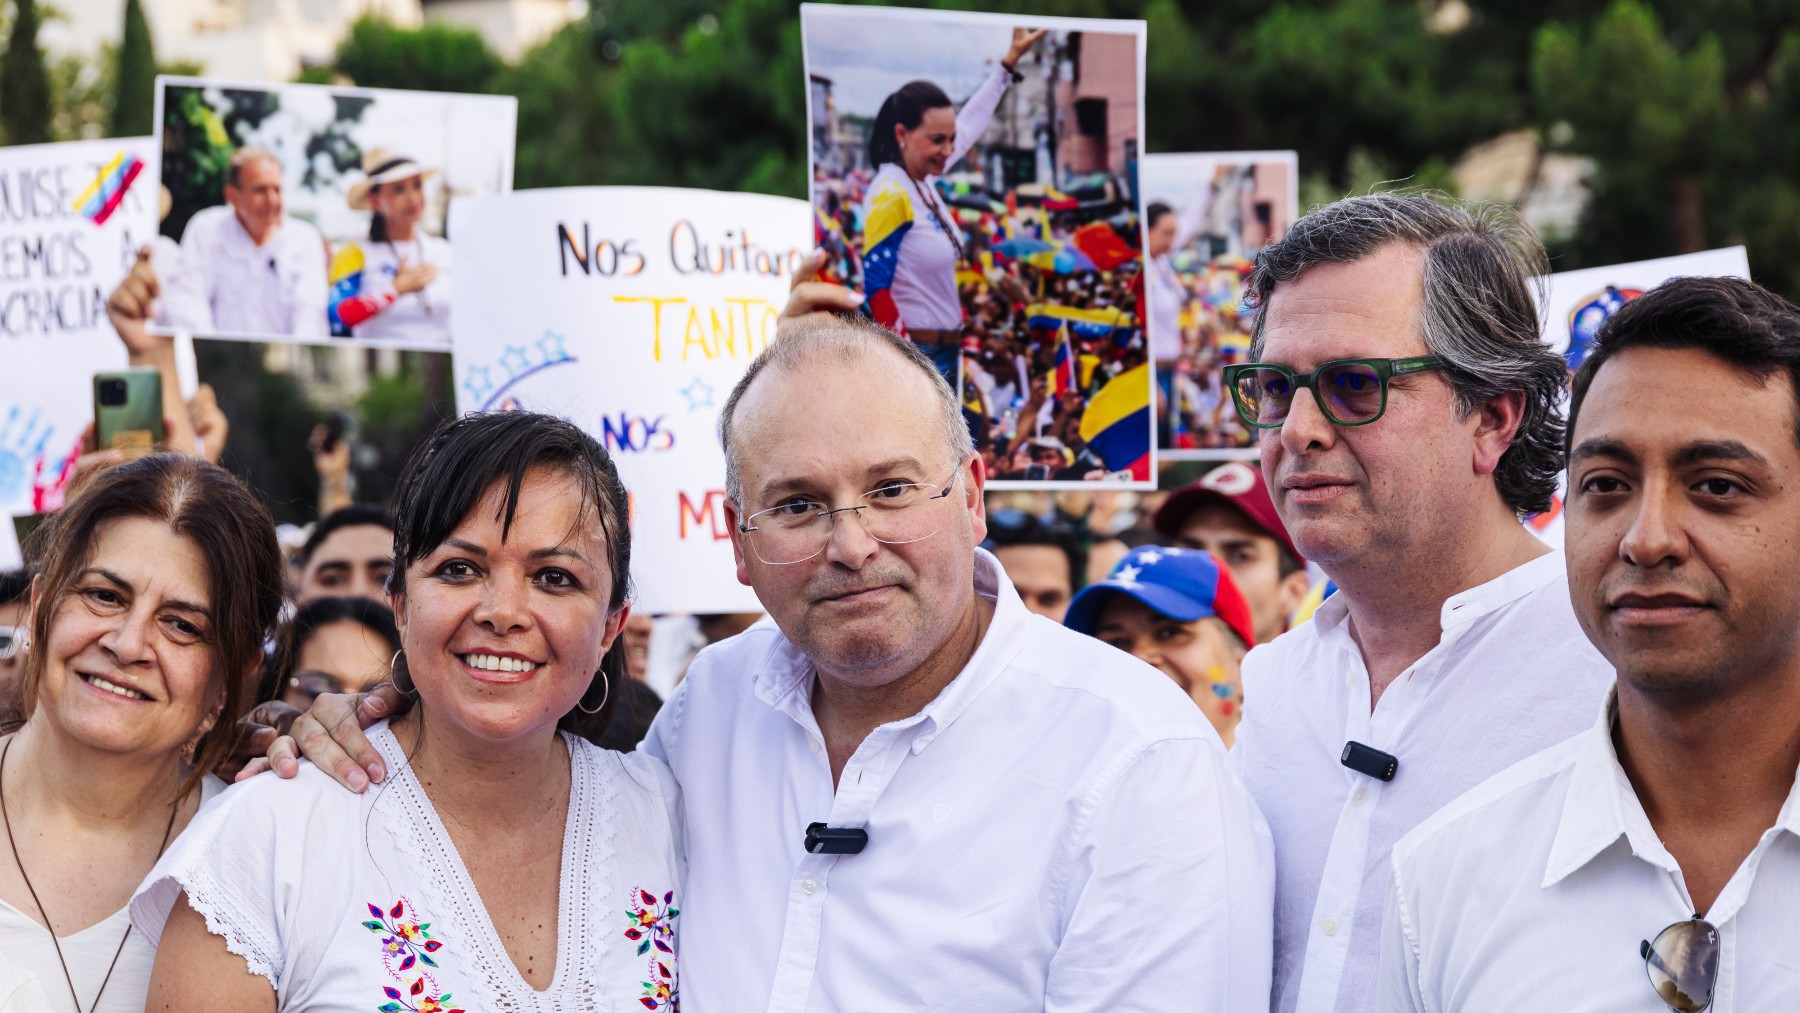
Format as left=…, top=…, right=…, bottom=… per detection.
left=1064, top=545, right=1255, bottom=745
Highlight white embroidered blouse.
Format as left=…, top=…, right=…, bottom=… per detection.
left=129, top=724, right=684, bottom=1013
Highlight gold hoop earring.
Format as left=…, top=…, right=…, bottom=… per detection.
left=576, top=671, right=610, bottom=715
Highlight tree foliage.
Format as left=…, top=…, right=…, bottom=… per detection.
left=1, top=0, right=53, bottom=145
left=109, top=0, right=155, bottom=136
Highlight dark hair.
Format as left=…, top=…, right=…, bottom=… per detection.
left=563, top=675, right=662, bottom=753
left=387, top=411, right=632, bottom=735
left=21, top=454, right=283, bottom=797
left=1246, top=191, right=1565, bottom=515
left=257, top=595, right=402, bottom=704
left=300, top=503, right=396, bottom=567
left=984, top=511, right=1086, bottom=591
left=1146, top=201, right=1173, bottom=229
left=867, top=80, right=953, bottom=169
left=369, top=197, right=389, bottom=243
left=0, top=570, right=29, bottom=606
left=1567, top=276, right=1800, bottom=452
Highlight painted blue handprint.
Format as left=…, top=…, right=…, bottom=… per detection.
left=0, top=407, right=55, bottom=508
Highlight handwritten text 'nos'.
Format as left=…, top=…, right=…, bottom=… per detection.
left=557, top=220, right=805, bottom=279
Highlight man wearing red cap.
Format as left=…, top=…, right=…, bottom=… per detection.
left=1154, top=460, right=1312, bottom=645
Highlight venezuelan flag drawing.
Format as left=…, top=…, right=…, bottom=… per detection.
left=327, top=243, right=367, bottom=336
left=1079, top=363, right=1152, bottom=480
left=72, top=152, right=143, bottom=226
left=1047, top=324, right=1076, bottom=396
left=860, top=182, right=914, bottom=332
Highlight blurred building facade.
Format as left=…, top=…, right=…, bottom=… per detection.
left=41, top=0, right=575, bottom=81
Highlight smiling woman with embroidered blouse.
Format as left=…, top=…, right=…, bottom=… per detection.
left=134, top=412, right=683, bottom=1012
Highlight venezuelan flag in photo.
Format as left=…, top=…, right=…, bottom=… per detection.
left=1027, top=303, right=1133, bottom=341
left=1079, top=363, right=1152, bottom=480
left=72, top=152, right=144, bottom=227
left=859, top=183, right=914, bottom=332
left=1047, top=324, right=1076, bottom=396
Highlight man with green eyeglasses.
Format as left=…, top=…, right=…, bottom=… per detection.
left=1225, top=191, right=1614, bottom=1013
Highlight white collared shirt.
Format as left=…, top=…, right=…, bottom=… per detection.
left=1383, top=690, right=1800, bottom=1010
left=162, top=205, right=328, bottom=338
left=1233, top=550, right=1614, bottom=1013
left=642, top=547, right=1275, bottom=1012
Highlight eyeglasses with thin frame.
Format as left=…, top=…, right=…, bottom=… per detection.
left=1640, top=916, right=1720, bottom=1012
left=1221, top=355, right=1448, bottom=429
left=738, top=470, right=961, bottom=565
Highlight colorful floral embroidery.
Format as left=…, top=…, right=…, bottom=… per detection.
left=362, top=898, right=445, bottom=975
left=624, top=887, right=679, bottom=1010
left=377, top=977, right=464, bottom=1013
left=364, top=898, right=454, bottom=1013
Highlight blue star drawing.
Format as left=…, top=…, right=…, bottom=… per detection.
left=680, top=376, right=715, bottom=413
left=537, top=330, right=571, bottom=365
left=462, top=366, right=495, bottom=407
left=0, top=407, right=53, bottom=507
left=499, top=344, right=532, bottom=378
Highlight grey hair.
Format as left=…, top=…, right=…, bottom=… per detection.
left=226, top=146, right=281, bottom=189
left=719, top=317, right=974, bottom=506
left=1246, top=190, right=1564, bottom=515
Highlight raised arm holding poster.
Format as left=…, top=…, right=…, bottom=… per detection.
left=451, top=186, right=808, bottom=614
left=803, top=3, right=1153, bottom=488
left=0, top=137, right=160, bottom=567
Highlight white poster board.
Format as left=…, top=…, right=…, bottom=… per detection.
left=1539, top=247, right=1752, bottom=363
left=0, top=137, right=159, bottom=568
left=1524, top=247, right=1754, bottom=546
left=451, top=187, right=810, bottom=614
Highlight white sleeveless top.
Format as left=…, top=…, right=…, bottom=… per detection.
left=130, top=724, right=684, bottom=1012
left=0, top=775, right=226, bottom=1013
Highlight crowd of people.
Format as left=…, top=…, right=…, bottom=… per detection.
left=0, top=187, right=1796, bottom=1011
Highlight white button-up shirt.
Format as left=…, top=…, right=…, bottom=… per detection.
left=1233, top=550, right=1614, bottom=1013
left=162, top=205, right=328, bottom=338
left=1383, top=690, right=1800, bottom=1010
left=643, top=548, right=1275, bottom=1012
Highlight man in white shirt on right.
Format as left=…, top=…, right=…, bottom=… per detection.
left=1224, top=191, right=1615, bottom=1012
left=161, top=146, right=328, bottom=339
left=1384, top=275, right=1800, bottom=1010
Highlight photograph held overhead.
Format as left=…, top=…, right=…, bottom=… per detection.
left=803, top=4, right=1153, bottom=488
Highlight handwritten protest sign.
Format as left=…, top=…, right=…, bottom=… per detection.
left=0, top=137, right=159, bottom=567
left=451, top=187, right=809, bottom=613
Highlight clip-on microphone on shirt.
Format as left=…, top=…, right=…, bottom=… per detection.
left=805, top=822, right=868, bottom=855
left=1341, top=740, right=1399, bottom=782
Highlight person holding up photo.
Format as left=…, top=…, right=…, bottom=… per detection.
left=329, top=151, right=452, bottom=347
left=862, top=27, right=1045, bottom=390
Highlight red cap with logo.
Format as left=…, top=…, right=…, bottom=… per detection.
left=1153, top=460, right=1304, bottom=565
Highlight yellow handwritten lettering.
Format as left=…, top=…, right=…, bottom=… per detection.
left=612, top=295, right=688, bottom=362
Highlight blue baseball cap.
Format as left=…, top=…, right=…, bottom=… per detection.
left=1063, top=544, right=1256, bottom=647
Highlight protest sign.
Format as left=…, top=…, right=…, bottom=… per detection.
left=451, top=187, right=809, bottom=614
left=1141, top=151, right=1298, bottom=460
left=803, top=3, right=1153, bottom=489
left=1538, top=247, right=1752, bottom=365
left=1523, top=247, right=1754, bottom=545
left=153, top=76, right=516, bottom=350
left=0, top=137, right=160, bottom=568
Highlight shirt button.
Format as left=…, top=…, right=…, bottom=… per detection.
left=1352, top=788, right=1368, bottom=806
left=801, top=879, right=817, bottom=895
left=1343, top=673, right=1353, bottom=686
left=1323, top=916, right=1340, bottom=936
left=808, top=738, right=820, bottom=754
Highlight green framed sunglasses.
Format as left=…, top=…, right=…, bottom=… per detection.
left=1221, top=355, right=1449, bottom=429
